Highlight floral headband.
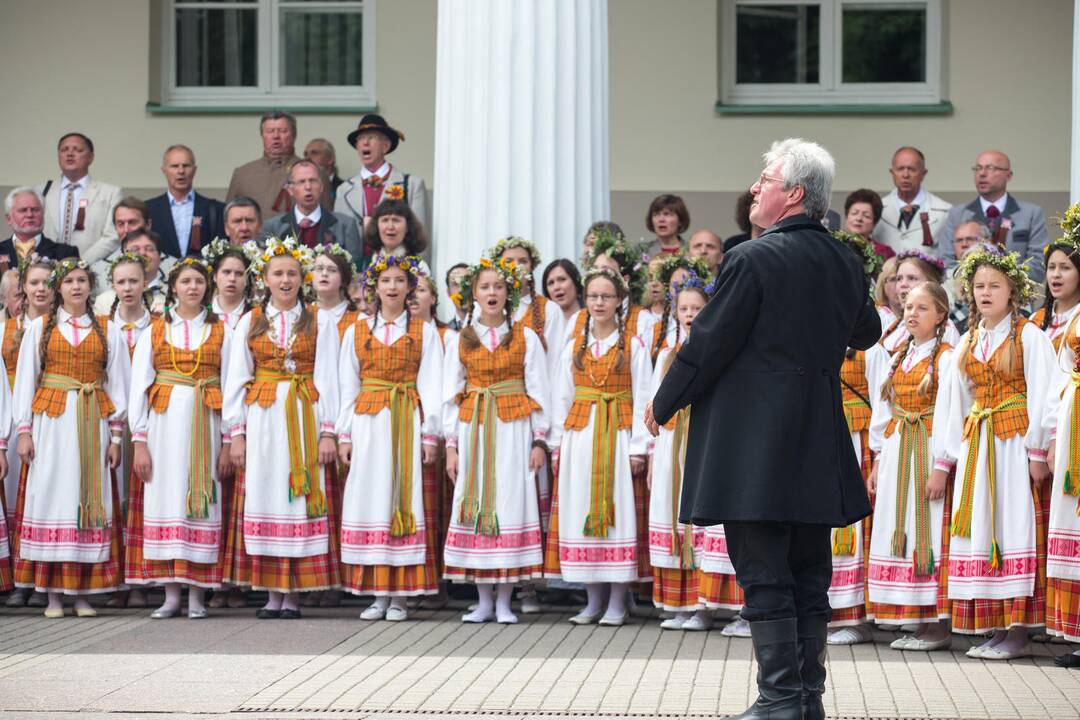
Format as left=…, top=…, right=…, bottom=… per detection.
left=361, top=252, right=424, bottom=302
left=451, top=256, right=529, bottom=314
left=895, top=249, right=946, bottom=274
left=586, top=228, right=648, bottom=302
left=107, top=252, right=150, bottom=281
left=1045, top=201, right=1080, bottom=258
left=955, top=243, right=1036, bottom=304
left=832, top=230, right=883, bottom=299
left=201, top=237, right=254, bottom=267
left=49, top=258, right=91, bottom=288
left=168, top=256, right=213, bottom=281
left=582, top=266, right=630, bottom=299
left=487, top=236, right=542, bottom=271
left=245, top=235, right=316, bottom=292
left=17, top=253, right=55, bottom=281
left=314, top=242, right=355, bottom=268
left=667, top=272, right=709, bottom=303
left=656, top=253, right=711, bottom=288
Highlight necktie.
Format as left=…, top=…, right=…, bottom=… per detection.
left=14, top=239, right=35, bottom=259
left=898, top=204, right=919, bottom=229
left=62, top=184, right=77, bottom=244
left=985, top=204, right=1001, bottom=229
left=189, top=216, right=202, bottom=254
left=298, top=217, right=317, bottom=247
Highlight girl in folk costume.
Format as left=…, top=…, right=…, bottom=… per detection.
left=648, top=277, right=712, bottom=630
left=338, top=254, right=443, bottom=621
left=442, top=257, right=549, bottom=624
left=878, top=251, right=961, bottom=356
left=827, top=231, right=885, bottom=646
left=306, top=242, right=359, bottom=608
left=3, top=256, right=54, bottom=609
left=205, top=239, right=253, bottom=332
left=545, top=267, right=651, bottom=626
left=13, top=259, right=131, bottom=617
left=542, top=259, right=584, bottom=325
left=1032, top=239, right=1080, bottom=352
left=224, top=237, right=341, bottom=619
left=647, top=254, right=710, bottom=366
left=571, top=229, right=657, bottom=346
left=942, top=244, right=1055, bottom=660
left=866, top=281, right=955, bottom=651
left=1042, top=204, right=1080, bottom=667
left=127, top=258, right=230, bottom=619
left=875, top=256, right=902, bottom=330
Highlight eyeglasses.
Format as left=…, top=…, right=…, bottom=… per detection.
left=754, top=174, right=785, bottom=187
left=585, top=293, right=618, bottom=303
left=971, top=165, right=1010, bottom=174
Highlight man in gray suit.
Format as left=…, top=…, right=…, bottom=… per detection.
left=937, top=149, right=1049, bottom=282
left=263, top=160, right=361, bottom=260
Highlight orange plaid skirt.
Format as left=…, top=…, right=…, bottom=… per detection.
left=633, top=464, right=652, bottom=582
left=444, top=564, right=543, bottom=584
left=13, top=465, right=123, bottom=594
left=0, top=491, right=11, bottom=592
left=698, top=568, right=743, bottom=610
left=950, top=481, right=1048, bottom=634
left=219, top=469, right=249, bottom=587
left=1047, top=577, right=1080, bottom=642
left=323, top=462, right=343, bottom=589
left=652, top=566, right=700, bottom=611
left=422, top=454, right=447, bottom=579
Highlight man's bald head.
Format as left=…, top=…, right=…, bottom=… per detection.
left=688, top=228, right=724, bottom=273
left=973, top=149, right=1013, bottom=201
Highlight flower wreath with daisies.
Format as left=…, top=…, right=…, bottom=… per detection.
left=107, top=251, right=150, bottom=281
left=201, top=237, right=256, bottom=267
left=832, top=230, right=884, bottom=299
left=451, top=256, right=529, bottom=315
left=585, top=227, right=649, bottom=303
left=17, top=252, right=55, bottom=281
left=49, top=257, right=92, bottom=288
left=1045, top=201, right=1080, bottom=258
left=361, top=252, right=424, bottom=303
left=314, top=242, right=354, bottom=268
left=245, top=235, right=316, bottom=294
left=486, top=236, right=542, bottom=273
left=955, top=242, right=1036, bottom=305
left=656, top=253, right=711, bottom=289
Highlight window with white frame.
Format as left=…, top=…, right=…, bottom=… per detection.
left=720, top=0, right=943, bottom=106
left=161, top=0, right=375, bottom=109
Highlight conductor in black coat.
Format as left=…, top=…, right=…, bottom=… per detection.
left=646, top=139, right=881, bottom=720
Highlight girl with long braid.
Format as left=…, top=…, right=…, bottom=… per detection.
left=1032, top=240, right=1080, bottom=352
left=647, top=255, right=710, bottom=367
left=223, top=237, right=341, bottom=619
left=2, top=256, right=53, bottom=609
left=545, top=267, right=650, bottom=626
left=204, top=239, right=253, bottom=332
left=940, top=244, right=1054, bottom=660
left=570, top=230, right=657, bottom=346
left=338, top=254, right=442, bottom=621
left=12, top=259, right=131, bottom=617
left=442, top=257, right=549, bottom=624
left=127, top=258, right=230, bottom=618
left=648, top=276, right=712, bottom=630
left=878, top=251, right=961, bottom=354
left=866, top=281, right=955, bottom=651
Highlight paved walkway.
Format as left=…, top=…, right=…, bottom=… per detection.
left=1, top=601, right=1079, bottom=719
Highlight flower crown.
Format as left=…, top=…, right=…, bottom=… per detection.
left=201, top=237, right=254, bottom=267
left=246, top=235, right=316, bottom=292
left=362, top=252, right=424, bottom=302
left=168, top=256, right=213, bottom=280
left=487, top=236, right=542, bottom=272
left=451, top=256, right=529, bottom=314
left=49, top=258, right=91, bottom=288
left=656, top=253, right=711, bottom=288
left=314, top=242, right=355, bottom=268
left=955, top=243, right=1036, bottom=304
left=895, top=249, right=946, bottom=275
left=17, top=253, right=55, bottom=281
left=586, top=228, right=648, bottom=302
left=107, top=252, right=149, bottom=281
left=667, top=271, right=709, bottom=303
left=582, top=266, right=630, bottom=298
left=832, top=230, right=883, bottom=298
left=1045, top=201, right=1080, bottom=257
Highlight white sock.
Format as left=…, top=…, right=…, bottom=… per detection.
left=583, top=583, right=605, bottom=615
left=371, top=596, right=391, bottom=611
left=46, top=592, right=63, bottom=611
left=281, top=592, right=300, bottom=612
left=264, top=591, right=283, bottom=612
left=187, top=586, right=206, bottom=613
left=159, top=583, right=181, bottom=612
left=496, top=584, right=516, bottom=621
left=605, top=583, right=629, bottom=617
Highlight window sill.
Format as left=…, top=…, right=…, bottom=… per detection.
left=145, top=101, right=377, bottom=115
left=714, top=101, right=953, bottom=115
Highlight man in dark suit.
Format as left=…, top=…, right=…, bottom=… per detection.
left=1, top=187, right=79, bottom=270
left=146, top=144, right=225, bottom=258
left=646, top=139, right=881, bottom=720
left=262, top=160, right=362, bottom=259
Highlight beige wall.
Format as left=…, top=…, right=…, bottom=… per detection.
left=0, top=0, right=1072, bottom=243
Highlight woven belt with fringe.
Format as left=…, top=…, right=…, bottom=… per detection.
left=361, top=377, right=418, bottom=537
left=154, top=370, right=220, bottom=519
left=669, top=406, right=696, bottom=570
left=40, top=373, right=107, bottom=529
left=573, top=386, right=631, bottom=538
left=1062, top=371, right=1080, bottom=515
left=891, top=405, right=936, bottom=576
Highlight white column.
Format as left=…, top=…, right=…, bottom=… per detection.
left=432, top=0, right=610, bottom=275
left=1073, top=0, right=1080, bottom=204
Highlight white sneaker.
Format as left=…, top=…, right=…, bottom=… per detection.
left=682, top=614, right=714, bottom=632
left=721, top=618, right=751, bottom=637
left=660, top=616, right=687, bottom=630
left=827, top=625, right=873, bottom=645
left=462, top=608, right=495, bottom=623
left=385, top=606, right=408, bottom=622
left=360, top=604, right=387, bottom=620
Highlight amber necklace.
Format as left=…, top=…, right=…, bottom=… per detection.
left=167, top=318, right=209, bottom=377
left=585, top=324, right=618, bottom=387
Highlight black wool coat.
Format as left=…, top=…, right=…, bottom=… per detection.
left=652, top=214, right=881, bottom=528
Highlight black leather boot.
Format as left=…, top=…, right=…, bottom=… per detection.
left=729, top=617, right=804, bottom=720
left=797, top=616, right=829, bottom=720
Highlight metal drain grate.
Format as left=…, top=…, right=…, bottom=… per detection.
left=236, top=709, right=946, bottom=720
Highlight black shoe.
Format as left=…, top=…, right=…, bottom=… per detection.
left=729, top=617, right=804, bottom=720
left=798, top=616, right=829, bottom=720
left=1054, top=652, right=1080, bottom=668
left=256, top=608, right=281, bottom=619
left=280, top=608, right=302, bottom=620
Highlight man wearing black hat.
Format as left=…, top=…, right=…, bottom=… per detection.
left=335, top=114, right=428, bottom=247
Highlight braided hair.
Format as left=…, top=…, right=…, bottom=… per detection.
left=108, top=255, right=152, bottom=320
left=211, top=247, right=253, bottom=314
left=247, top=255, right=313, bottom=341
left=459, top=268, right=516, bottom=352
left=956, top=265, right=1022, bottom=378
left=164, top=262, right=218, bottom=325
left=880, top=282, right=949, bottom=401
left=40, top=266, right=106, bottom=377
left=575, top=273, right=628, bottom=371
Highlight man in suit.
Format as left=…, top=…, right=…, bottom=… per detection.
left=335, top=114, right=429, bottom=242
left=937, top=149, right=1050, bottom=282
left=872, top=146, right=952, bottom=255
left=146, top=144, right=225, bottom=257
left=645, top=139, right=880, bottom=720
left=38, top=132, right=123, bottom=265
left=262, top=161, right=361, bottom=259
left=0, top=187, right=79, bottom=270
left=223, top=197, right=264, bottom=245
left=226, top=111, right=332, bottom=218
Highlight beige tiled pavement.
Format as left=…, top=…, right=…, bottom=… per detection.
left=1, top=602, right=1079, bottom=719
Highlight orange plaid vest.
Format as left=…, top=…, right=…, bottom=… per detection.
left=840, top=351, right=872, bottom=433
left=336, top=309, right=359, bottom=341
left=31, top=315, right=115, bottom=418
left=245, top=306, right=320, bottom=408
left=353, top=315, right=424, bottom=415
left=884, top=344, right=952, bottom=438
left=564, top=334, right=633, bottom=432
left=964, top=319, right=1029, bottom=441
left=3, top=317, right=20, bottom=388
left=146, top=318, right=225, bottom=413
left=573, top=303, right=644, bottom=348
left=437, top=323, right=450, bottom=347
left=1031, top=307, right=1071, bottom=353
left=457, top=322, right=539, bottom=423
left=520, top=294, right=548, bottom=344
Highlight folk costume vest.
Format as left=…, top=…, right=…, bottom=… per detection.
left=2, top=317, right=20, bottom=389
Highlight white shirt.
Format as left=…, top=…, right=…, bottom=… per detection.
left=212, top=296, right=246, bottom=331
left=887, top=188, right=927, bottom=210
left=980, top=193, right=1009, bottom=217
left=294, top=205, right=323, bottom=226
left=359, top=162, right=390, bottom=181
left=169, top=191, right=196, bottom=256
left=58, top=175, right=89, bottom=236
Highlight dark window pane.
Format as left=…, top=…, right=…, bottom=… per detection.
left=281, top=10, right=363, bottom=86
left=736, top=4, right=820, bottom=84
left=842, top=7, right=926, bottom=83
left=175, top=8, right=257, bottom=87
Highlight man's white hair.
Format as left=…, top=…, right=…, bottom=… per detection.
left=4, top=186, right=44, bottom=214
left=763, top=138, right=835, bottom=221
